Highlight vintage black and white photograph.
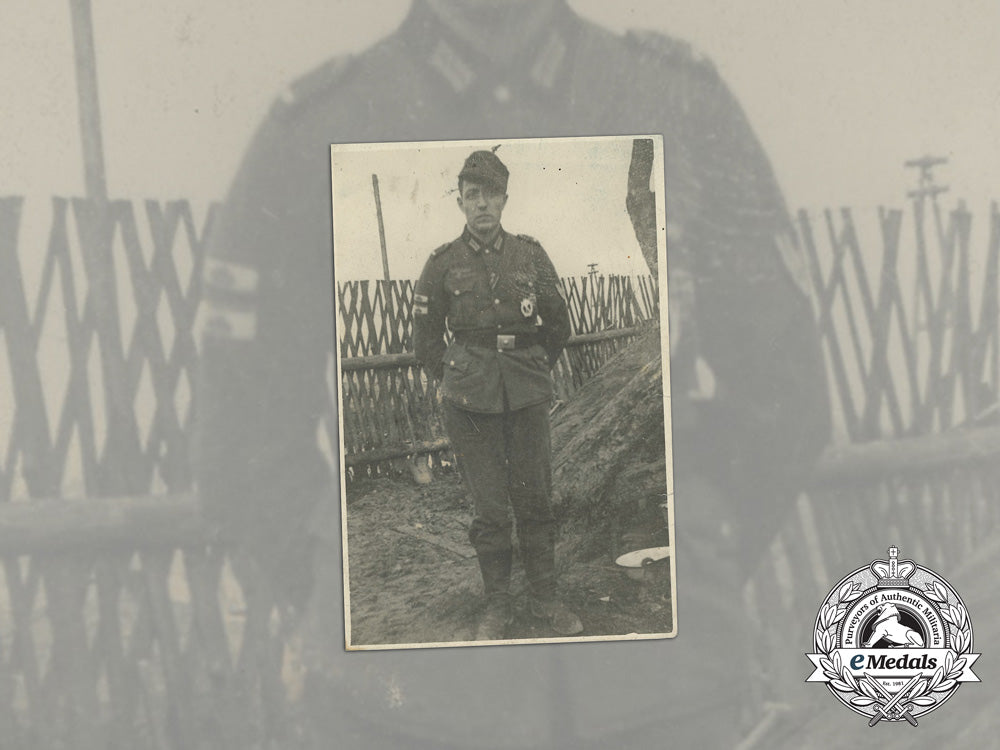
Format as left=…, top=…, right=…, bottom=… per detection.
left=2, top=0, right=999, bottom=747
left=332, top=136, right=675, bottom=648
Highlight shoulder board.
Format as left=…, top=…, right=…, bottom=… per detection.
left=625, top=29, right=715, bottom=73
left=516, top=233, right=542, bottom=246
left=431, top=242, right=453, bottom=258
left=275, top=54, right=355, bottom=113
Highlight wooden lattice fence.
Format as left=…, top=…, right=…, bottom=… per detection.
left=0, top=194, right=998, bottom=747
left=746, top=199, right=1000, bottom=716
left=801, top=202, right=1000, bottom=440
left=337, top=274, right=659, bottom=476
left=0, top=196, right=298, bottom=750
left=336, top=274, right=658, bottom=360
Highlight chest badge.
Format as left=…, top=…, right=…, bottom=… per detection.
left=521, top=294, right=536, bottom=318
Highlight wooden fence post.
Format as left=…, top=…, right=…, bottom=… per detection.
left=0, top=196, right=58, bottom=745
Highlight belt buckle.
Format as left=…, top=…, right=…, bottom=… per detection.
left=497, top=334, right=515, bottom=351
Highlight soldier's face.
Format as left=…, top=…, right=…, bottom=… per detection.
left=458, top=180, right=507, bottom=236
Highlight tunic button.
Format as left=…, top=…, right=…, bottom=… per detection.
left=494, top=84, right=511, bottom=103
left=494, top=298, right=500, bottom=305
left=449, top=360, right=455, bottom=366
left=497, top=324, right=502, bottom=329
left=453, top=289, right=460, bottom=295
left=485, top=249, right=490, bottom=254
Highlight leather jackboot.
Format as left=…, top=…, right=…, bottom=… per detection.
left=475, top=548, right=513, bottom=640
left=521, top=529, right=583, bottom=636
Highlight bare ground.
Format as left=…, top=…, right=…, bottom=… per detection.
left=344, top=331, right=674, bottom=647
left=344, top=471, right=672, bottom=647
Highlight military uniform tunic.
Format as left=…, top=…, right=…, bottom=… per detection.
left=413, top=227, right=570, bottom=413
left=192, top=1, right=832, bottom=746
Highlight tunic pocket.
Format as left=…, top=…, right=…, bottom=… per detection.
left=440, top=344, right=499, bottom=411
left=529, top=343, right=550, bottom=369
left=444, top=274, right=481, bottom=324
left=442, top=345, right=472, bottom=375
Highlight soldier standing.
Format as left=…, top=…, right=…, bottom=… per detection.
left=413, top=149, right=580, bottom=640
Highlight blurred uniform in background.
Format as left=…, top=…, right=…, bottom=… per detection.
left=193, top=0, right=830, bottom=746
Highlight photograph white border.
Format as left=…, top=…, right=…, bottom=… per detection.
left=330, top=134, right=675, bottom=650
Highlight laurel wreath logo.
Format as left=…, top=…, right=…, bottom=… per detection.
left=812, top=579, right=972, bottom=713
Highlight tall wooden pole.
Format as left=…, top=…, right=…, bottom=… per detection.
left=372, top=174, right=391, bottom=281
left=69, top=0, right=108, bottom=201
left=67, top=0, right=139, bottom=492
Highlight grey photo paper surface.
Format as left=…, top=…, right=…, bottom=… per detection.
left=1, top=0, right=998, bottom=748
left=331, top=135, right=676, bottom=650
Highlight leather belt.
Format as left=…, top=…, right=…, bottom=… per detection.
left=454, top=330, right=541, bottom=351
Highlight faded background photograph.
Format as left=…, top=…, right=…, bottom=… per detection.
left=332, top=137, right=675, bottom=649
left=1, top=1, right=998, bottom=748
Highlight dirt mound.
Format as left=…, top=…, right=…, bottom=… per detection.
left=551, top=329, right=669, bottom=560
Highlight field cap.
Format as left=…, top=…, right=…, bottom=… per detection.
left=459, top=149, right=509, bottom=192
